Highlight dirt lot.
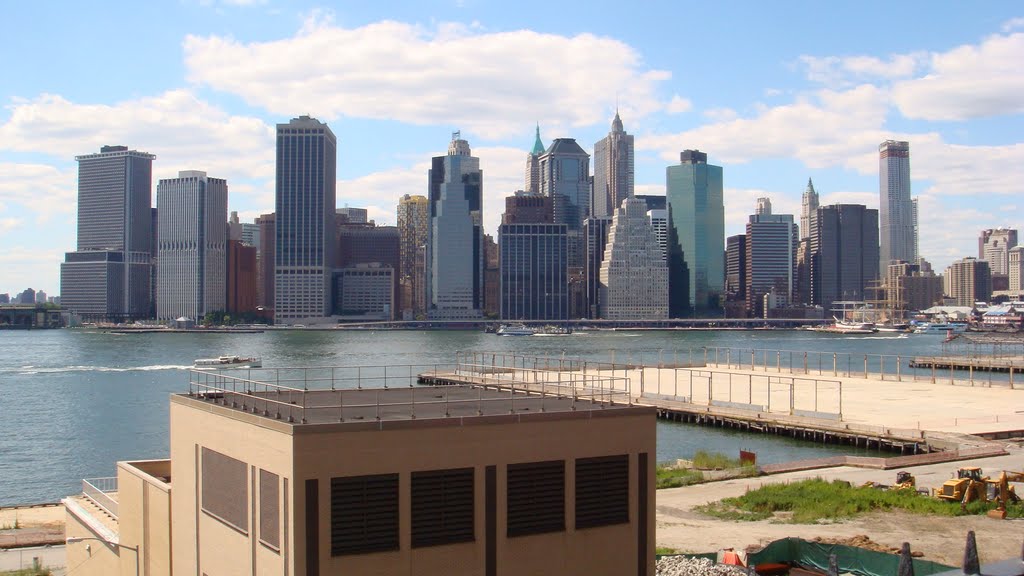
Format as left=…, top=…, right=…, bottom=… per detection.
left=656, top=450, right=1024, bottom=567
left=0, top=504, right=64, bottom=549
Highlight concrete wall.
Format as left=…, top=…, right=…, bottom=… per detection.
left=64, top=503, right=123, bottom=576
left=117, top=460, right=171, bottom=576
left=291, top=411, right=656, bottom=576
left=170, top=397, right=295, bottom=576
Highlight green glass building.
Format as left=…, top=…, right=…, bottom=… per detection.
left=666, top=150, right=724, bottom=317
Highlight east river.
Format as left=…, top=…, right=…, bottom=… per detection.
left=0, top=327, right=955, bottom=505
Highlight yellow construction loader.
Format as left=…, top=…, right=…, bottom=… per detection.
left=986, top=470, right=1023, bottom=519
left=934, top=467, right=989, bottom=504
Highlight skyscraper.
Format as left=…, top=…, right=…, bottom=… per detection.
left=274, top=116, right=337, bottom=324
left=599, top=197, right=667, bottom=319
left=539, top=138, right=590, bottom=267
left=879, top=140, right=915, bottom=273
left=60, top=145, right=155, bottom=322
left=1008, top=246, right=1024, bottom=292
left=336, top=223, right=400, bottom=319
left=978, top=228, right=1018, bottom=275
left=583, top=216, right=612, bottom=319
left=745, top=201, right=798, bottom=318
left=427, top=132, right=484, bottom=319
left=800, top=178, right=818, bottom=240
left=256, top=213, right=275, bottom=309
left=397, top=194, right=429, bottom=316
left=524, top=124, right=545, bottom=195
left=647, top=209, right=667, bottom=262
left=809, top=204, right=880, bottom=310
left=499, top=194, right=568, bottom=320
left=725, top=234, right=747, bottom=316
left=592, top=111, right=635, bottom=218
left=945, top=257, right=992, bottom=307
left=666, top=150, right=724, bottom=317
left=155, top=171, right=228, bottom=322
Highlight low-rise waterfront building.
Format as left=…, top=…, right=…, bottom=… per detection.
left=64, top=365, right=656, bottom=576
left=333, top=263, right=395, bottom=319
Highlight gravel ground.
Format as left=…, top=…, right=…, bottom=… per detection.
left=657, top=556, right=749, bottom=576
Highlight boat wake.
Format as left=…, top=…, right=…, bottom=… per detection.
left=9, top=364, right=193, bottom=375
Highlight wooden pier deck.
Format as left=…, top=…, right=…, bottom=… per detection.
left=909, top=355, right=1023, bottom=374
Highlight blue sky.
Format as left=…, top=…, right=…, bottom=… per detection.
left=2, top=1, right=1023, bottom=296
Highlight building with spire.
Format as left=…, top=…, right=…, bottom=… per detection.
left=427, top=132, right=484, bottom=319
left=800, top=178, right=818, bottom=240
left=524, top=124, right=545, bottom=195
left=592, top=110, right=635, bottom=218
left=599, top=197, right=667, bottom=319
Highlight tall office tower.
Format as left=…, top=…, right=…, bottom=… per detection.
left=725, top=234, right=748, bottom=317
left=599, top=197, right=667, bottom=319
left=745, top=201, right=798, bottom=318
left=524, top=124, right=545, bottom=195
left=583, top=217, right=612, bottom=318
left=885, top=261, right=942, bottom=312
left=794, top=238, right=813, bottom=305
left=539, top=138, right=590, bottom=267
left=427, top=132, right=484, bottom=319
left=1008, top=246, right=1024, bottom=291
left=978, top=228, right=1018, bottom=275
left=911, top=197, right=919, bottom=262
left=800, top=178, right=818, bottom=240
left=256, top=213, right=275, bottom=309
left=483, top=234, right=500, bottom=317
left=879, top=140, right=915, bottom=273
left=503, top=191, right=553, bottom=224
left=499, top=194, right=568, bottom=320
left=945, top=257, right=992, bottom=306
left=228, top=212, right=260, bottom=248
left=591, top=111, right=635, bottom=218
left=336, top=223, right=400, bottom=319
left=155, top=171, right=228, bottom=321
left=151, top=207, right=159, bottom=318
left=808, top=204, right=880, bottom=311
left=396, top=194, right=429, bottom=316
left=226, top=240, right=257, bottom=315
left=274, top=116, right=337, bottom=324
left=635, top=195, right=666, bottom=212
left=60, top=145, right=155, bottom=322
left=647, top=209, right=667, bottom=262
left=336, top=207, right=368, bottom=225
left=755, top=197, right=772, bottom=216
left=666, top=150, right=724, bottom=317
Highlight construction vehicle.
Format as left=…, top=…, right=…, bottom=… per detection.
left=934, top=467, right=989, bottom=504
left=986, top=470, right=1023, bottom=519
left=893, top=471, right=916, bottom=490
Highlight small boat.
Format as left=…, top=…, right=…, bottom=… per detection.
left=194, top=355, right=262, bottom=368
left=875, top=322, right=910, bottom=333
left=496, top=324, right=535, bottom=336
left=810, top=317, right=877, bottom=334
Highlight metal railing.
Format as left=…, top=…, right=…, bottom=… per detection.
left=187, top=358, right=633, bottom=424
left=82, top=477, right=118, bottom=518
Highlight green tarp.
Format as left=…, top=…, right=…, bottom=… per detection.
left=746, top=538, right=955, bottom=576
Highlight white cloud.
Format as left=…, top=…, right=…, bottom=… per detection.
left=0, top=246, right=66, bottom=295
left=0, top=217, right=22, bottom=234
left=891, top=31, right=1024, bottom=120
left=665, top=95, right=692, bottom=115
left=702, top=107, right=738, bottom=122
left=1001, top=17, right=1024, bottom=32
left=800, top=53, right=922, bottom=86
left=0, top=163, right=76, bottom=221
left=183, top=18, right=672, bottom=139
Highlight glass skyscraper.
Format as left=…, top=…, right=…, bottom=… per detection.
left=666, top=150, right=724, bottom=317
left=274, top=116, right=337, bottom=324
left=539, top=138, right=590, bottom=268
left=879, top=140, right=915, bottom=274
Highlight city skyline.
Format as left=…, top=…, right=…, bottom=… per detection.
left=2, top=2, right=1024, bottom=295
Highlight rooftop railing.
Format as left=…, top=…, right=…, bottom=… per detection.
left=82, top=477, right=118, bottom=518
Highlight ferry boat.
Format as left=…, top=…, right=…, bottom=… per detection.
left=912, top=322, right=968, bottom=335
left=496, top=324, right=535, bottom=336
left=534, top=325, right=573, bottom=336
left=194, top=355, right=262, bottom=368
left=810, top=318, right=877, bottom=334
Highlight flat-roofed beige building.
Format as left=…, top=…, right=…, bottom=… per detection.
left=65, top=368, right=656, bottom=576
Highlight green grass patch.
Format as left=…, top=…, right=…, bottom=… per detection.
left=692, top=450, right=750, bottom=470
left=697, top=478, right=1023, bottom=523
left=656, top=466, right=705, bottom=489
left=1, top=569, right=53, bottom=576
left=656, top=546, right=680, bottom=555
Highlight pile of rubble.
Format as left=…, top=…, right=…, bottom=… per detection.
left=656, top=556, right=749, bottom=576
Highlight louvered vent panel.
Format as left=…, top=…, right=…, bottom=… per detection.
left=330, top=474, right=399, bottom=556
left=201, top=447, right=248, bottom=532
left=575, top=455, right=629, bottom=529
left=411, top=467, right=475, bottom=548
left=259, top=469, right=280, bottom=548
left=506, top=460, right=565, bottom=537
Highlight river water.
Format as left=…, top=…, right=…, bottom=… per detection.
left=0, top=328, right=955, bottom=505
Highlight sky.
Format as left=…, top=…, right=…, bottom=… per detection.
left=2, top=1, right=1023, bottom=297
